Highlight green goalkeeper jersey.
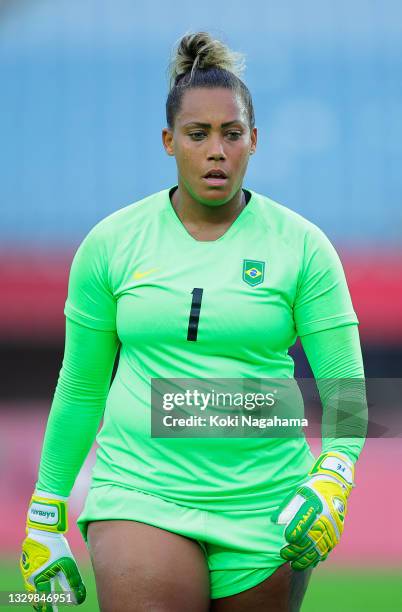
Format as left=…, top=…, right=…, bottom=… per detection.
left=44, top=187, right=361, bottom=510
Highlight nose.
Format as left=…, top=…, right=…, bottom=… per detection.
left=207, top=135, right=226, bottom=161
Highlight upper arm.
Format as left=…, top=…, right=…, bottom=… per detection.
left=64, top=227, right=117, bottom=332
left=294, top=226, right=358, bottom=338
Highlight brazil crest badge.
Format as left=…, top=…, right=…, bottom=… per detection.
left=243, top=260, right=265, bottom=287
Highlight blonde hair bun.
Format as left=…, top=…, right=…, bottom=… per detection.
left=169, top=32, right=245, bottom=90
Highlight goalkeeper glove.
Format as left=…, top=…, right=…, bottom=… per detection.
left=20, top=491, right=86, bottom=611
left=272, top=451, right=354, bottom=570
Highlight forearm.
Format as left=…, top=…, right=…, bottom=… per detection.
left=300, top=324, right=367, bottom=463
left=36, top=318, right=120, bottom=496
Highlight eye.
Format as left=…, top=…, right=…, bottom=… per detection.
left=226, top=131, right=242, bottom=140
left=189, top=131, right=207, bottom=140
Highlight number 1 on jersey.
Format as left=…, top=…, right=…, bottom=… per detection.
left=187, top=288, right=203, bottom=341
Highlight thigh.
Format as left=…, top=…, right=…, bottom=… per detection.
left=87, top=520, right=210, bottom=612
left=210, top=562, right=313, bottom=612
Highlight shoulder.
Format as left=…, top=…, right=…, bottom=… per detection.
left=69, top=189, right=169, bottom=273
left=248, top=189, right=332, bottom=250
left=249, top=190, right=322, bottom=237
left=84, top=189, right=169, bottom=245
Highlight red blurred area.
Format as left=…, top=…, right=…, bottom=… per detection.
left=1, top=250, right=401, bottom=343
left=2, top=407, right=401, bottom=564
left=1, top=406, right=95, bottom=560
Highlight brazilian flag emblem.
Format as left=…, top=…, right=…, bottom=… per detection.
left=243, top=260, right=265, bottom=287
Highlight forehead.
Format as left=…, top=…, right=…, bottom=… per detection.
left=177, top=87, right=248, bottom=125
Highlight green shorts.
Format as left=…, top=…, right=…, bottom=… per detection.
left=77, top=484, right=289, bottom=599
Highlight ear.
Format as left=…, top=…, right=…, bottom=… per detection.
left=162, top=128, right=175, bottom=156
left=249, top=127, right=257, bottom=155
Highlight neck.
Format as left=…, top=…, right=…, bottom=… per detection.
left=171, top=182, right=246, bottom=228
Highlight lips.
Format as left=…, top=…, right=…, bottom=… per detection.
left=203, top=169, right=227, bottom=178
left=203, top=168, right=228, bottom=187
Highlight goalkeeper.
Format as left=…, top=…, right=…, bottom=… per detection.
left=20, top=31, right=366, bottom=612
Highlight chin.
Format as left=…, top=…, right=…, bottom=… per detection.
left=201, top=198, right=230, bottom=208
left=182, top=179, right=235, bottom=207
left=198, top=188, right=233, bottom=207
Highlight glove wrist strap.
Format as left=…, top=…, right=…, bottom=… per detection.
left=309, top=451, right=354, bottom=490
left=26, top=494, right=68, bottom=533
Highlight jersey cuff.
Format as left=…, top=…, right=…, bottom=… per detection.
left=297, top=314, right=359, bottom=337
left=64, top=304, right=116, bottom=332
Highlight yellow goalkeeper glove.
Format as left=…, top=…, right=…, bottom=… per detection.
left=20, top=491, right=86, bottom=611
left=272, top=451, right=354, bottom=570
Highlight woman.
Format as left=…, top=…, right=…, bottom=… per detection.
left=20, top=32, right=365, bottom=611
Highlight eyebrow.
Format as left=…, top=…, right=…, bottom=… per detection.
left=182, top=120, right=244, bottom=128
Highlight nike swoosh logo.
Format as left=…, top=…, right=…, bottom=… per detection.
left=133, top=268, right=159, bottom=280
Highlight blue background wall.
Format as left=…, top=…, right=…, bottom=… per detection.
left=1, top=0, right=401, bottom=248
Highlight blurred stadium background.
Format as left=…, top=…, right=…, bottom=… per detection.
left=0, top=1, right=401, bottom=610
